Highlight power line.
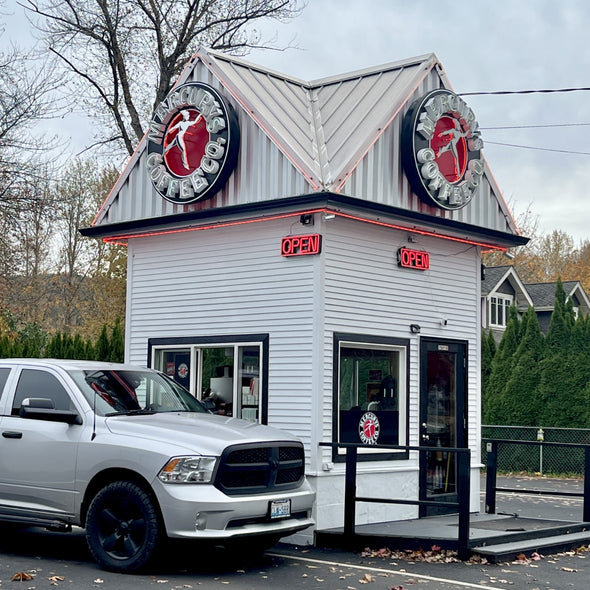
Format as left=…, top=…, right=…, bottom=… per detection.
left=460, top=86, right=590, bottom=96
left=482, top=122, right=590, bottom=130
left=485, top=140, right=590, bottom=156
left=454, top=87, right=590, bottom=154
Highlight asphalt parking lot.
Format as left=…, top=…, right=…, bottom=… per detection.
left=0, top=475, right=589, bottom=590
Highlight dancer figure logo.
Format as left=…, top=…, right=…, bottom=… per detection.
left=163, top=110, right=205, bottom=174
left=146, top=82, right=240, bottom=204
left=401, top=89, right=483, bottom=210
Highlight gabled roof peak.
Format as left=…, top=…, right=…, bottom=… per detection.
left=91, top=47, right=522, bottom=246
left=195, top=47, right=439, bottom=89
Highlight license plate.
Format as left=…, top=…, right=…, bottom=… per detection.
left=270, top=499, right=291, bottom=519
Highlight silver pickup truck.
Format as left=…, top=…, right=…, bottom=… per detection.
left=0, top=359, right=314, bottom=572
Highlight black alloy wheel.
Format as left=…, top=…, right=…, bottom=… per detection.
left=85, top=480, right=161, bottom=573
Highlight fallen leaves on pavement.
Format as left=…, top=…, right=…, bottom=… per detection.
left=361, top=545, right=488, bottom=564
left=10, top=571, right=35, bottom=581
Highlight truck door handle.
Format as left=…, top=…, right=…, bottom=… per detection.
left=2, top=431, right=23, bottom=439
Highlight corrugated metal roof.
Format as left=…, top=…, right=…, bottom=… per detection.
left=202, top=50, right=437, bottom=191
left=92, top=47, right=522, bottom=243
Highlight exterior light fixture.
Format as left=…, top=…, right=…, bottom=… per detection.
left=300, top=214, right=314, bottom=226
left=323, top=213, right=336, bottom=221
left=410, top=324, right=421, bottom=334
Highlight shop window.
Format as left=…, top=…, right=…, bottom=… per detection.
left=490, top=295, right=512, bottom=327
left=149, top=335, right=268, bottom=424
left=334, top=334, right=408, bottom=458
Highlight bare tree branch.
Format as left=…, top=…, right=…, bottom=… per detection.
left=20, top=0, right=305, bottom=156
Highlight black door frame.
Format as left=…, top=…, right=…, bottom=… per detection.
left=418, top=337, right=468, bottom=517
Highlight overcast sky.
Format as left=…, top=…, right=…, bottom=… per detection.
left=5, top=0, right=590, bottom=243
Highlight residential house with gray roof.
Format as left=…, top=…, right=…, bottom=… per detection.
left=481, top=265, right=590, bottom=341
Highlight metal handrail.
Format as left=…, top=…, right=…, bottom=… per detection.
left=483, top=438, right=590, bottom=521
left=319, top=441, right=472, bottom=559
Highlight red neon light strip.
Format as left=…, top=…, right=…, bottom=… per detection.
left=103, top=208, right=506, bottom=252
left=330, top=211, right=506, bottom=251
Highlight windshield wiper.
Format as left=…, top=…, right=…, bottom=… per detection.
left=105, top=409, right=157, bottom=416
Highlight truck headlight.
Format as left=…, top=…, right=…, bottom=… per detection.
left=158, top=456, right=217, bottom=483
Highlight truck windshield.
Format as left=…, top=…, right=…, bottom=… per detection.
left=69, top=369, right=208, bottom=415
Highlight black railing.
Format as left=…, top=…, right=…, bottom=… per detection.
left=484, top=439, right=590, bottom=521
left=320, top=442, right=472, bottom=560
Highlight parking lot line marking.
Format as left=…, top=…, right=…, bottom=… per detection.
left=268, top=552, right=505, bottom=590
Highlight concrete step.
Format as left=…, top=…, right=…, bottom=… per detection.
left=472, top=530, right=590, bottom=563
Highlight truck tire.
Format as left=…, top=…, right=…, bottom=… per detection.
left=85, top=481, right=161, bottom=573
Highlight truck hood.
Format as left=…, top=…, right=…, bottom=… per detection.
left=104, top=412, right=299, bottom=456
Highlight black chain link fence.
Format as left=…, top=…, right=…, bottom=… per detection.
left=482, top=425, right=590, bottom=476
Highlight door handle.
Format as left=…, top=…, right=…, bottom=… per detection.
left=2, top=431, right=23, bottom=439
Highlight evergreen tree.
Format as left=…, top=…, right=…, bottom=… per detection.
left=537, top=280, right=578, bottom=426
left=482, top=305, right=521, bottom=424
left=545, top=279, right=569, bottom=351
left=575, top=318, right=590, bottom=425
left=501, top=307, right=544, bottom=425
left=108, top=319, right=124, bottom=363
left=84, top=338, right=95, bottom=361
left=94, top=325, right=110, bottom=361
left=72, top=333, right=86, bottom=359
left=481, top=329, right=496, bottom=400
left=45, top=333, right=63, bottom=358
left=0, top=336, right=10, bottom=357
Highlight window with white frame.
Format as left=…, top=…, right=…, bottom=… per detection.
left=149, top=335, right=268, bottom=424
left=333, top=333, right=408, bottom=458
left=489, top=295, right=513, bottom=327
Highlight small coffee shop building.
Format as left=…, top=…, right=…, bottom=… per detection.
left=82, top=48, right=527, bottom=544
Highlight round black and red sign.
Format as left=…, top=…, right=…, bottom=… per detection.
left=401, top=89, right=484, bottom=210
left=146, top=82, right=239, bottom=204
left=358, top=412, right=380, bottom=445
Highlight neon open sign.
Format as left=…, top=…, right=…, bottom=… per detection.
left=281, top=234, right=322, bottom=257
left=397, top=247, right=430, bottom=270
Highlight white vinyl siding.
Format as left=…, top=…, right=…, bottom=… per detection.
left=125, top=219, right=321, bottom=451
left=322, top=217, right=480, bottom=463
left=124, top=213, right=482, bottom=503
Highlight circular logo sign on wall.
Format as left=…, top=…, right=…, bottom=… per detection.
left=401, top=89, right=484, bottom=210
left=177, top=363, right=189, bottom=379
left=358, top=412, right=380, bottom=445
left=146, top=82, right=239, bottom=204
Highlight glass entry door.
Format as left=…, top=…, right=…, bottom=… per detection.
left=419, top=339, right=467, bottom=516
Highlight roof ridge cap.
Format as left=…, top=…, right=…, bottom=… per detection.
left=200, top=47, right=438, bottom=89
left=309, top=53, right=438, bottom=87
left=197, top=46, right=311, bottom=87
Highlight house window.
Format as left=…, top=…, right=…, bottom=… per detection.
left=149, top=335, right=268, bottom=424
left=333, top=334, right=408, bottom=458
left=490, top=295, right=513, bottom=327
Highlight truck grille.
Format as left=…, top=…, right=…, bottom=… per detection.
left=215, top=442, right=305, bottom=496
